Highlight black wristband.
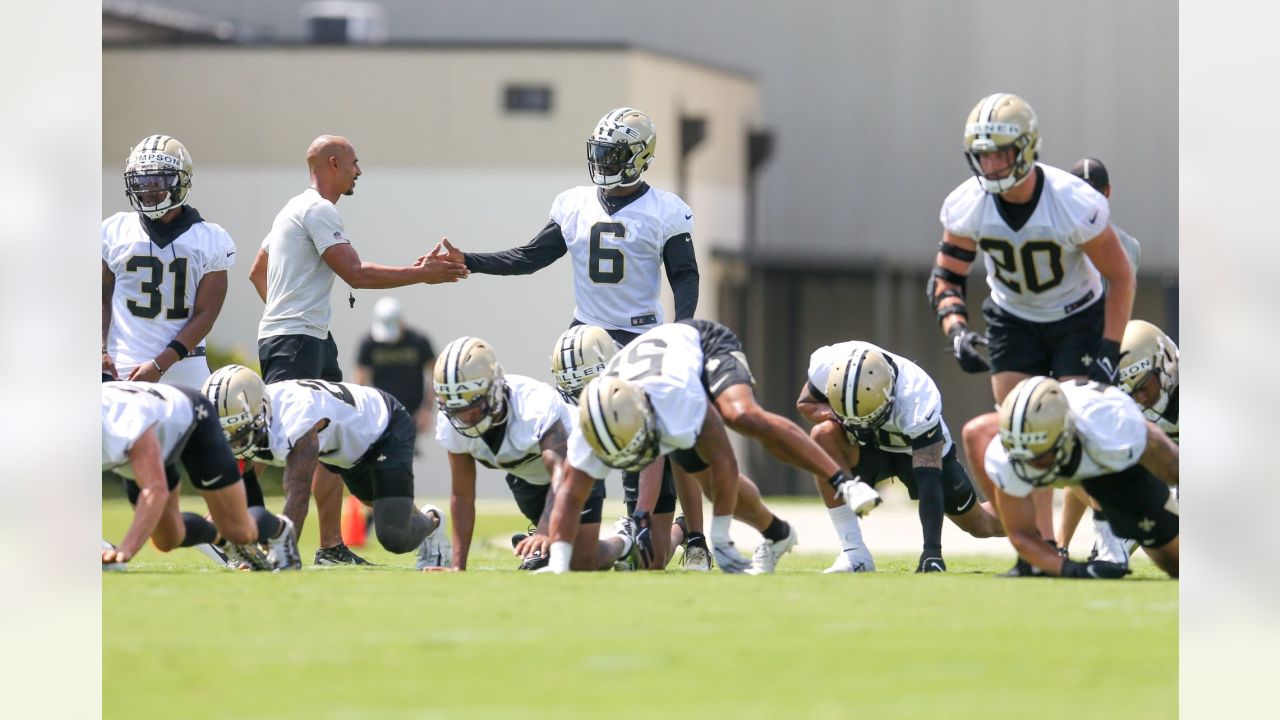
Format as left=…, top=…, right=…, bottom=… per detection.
left=166, top=340, right=190, bottom=359
left=1097, top=338, right=1120, bottom=360
left=947, top=322, right=968, bottom=340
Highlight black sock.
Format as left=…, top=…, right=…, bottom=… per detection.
left=180, top=512, right=218, bottom=547
left=241, top=466, right=265, bottom=509
left=686, top=531, right=707, bottom=548
left=762, top=516, right=791, bottom=543
left=249, top=506, right=282, bottom=544
left=826, top=470, right=848, bottom=491
left=914, top=467, right=944, bottom=556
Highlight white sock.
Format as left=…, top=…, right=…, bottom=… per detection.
left=710, top=514, right=733, bottom=548
left=615, top=533, right=634, bottom=560
left=828, top=505, right=867, bottom=553
left=548, top=540, right=573, bottom=573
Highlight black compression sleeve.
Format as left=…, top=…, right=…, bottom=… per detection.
left=464, top=220, right=568, bottom=275
left=662, top=233, right=700, bottom=320
left=913, top=466, right=944, bottom=554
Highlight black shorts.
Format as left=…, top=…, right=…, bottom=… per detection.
left=507, top=474, right=606, bottom=526
left=853, top=445, right=978, bottom=516
left=258, top=332, right=343, bottom=384
left=123, top=388, right=240, bottom=503
left=621, top=458, right=679, bottom=515
left=680, top=319, right=756, bottom=398
left=982, top=294, right=1104, bottom=377
left=1081, top=466, right=1179, bottom=549
left=326, top=392, right=416, bottom=503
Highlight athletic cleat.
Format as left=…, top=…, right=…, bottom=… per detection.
left=1088, top=518, right=1132, bottom=567
left=682, top=538, right=713, bottom=572
left=824, top=549, right=875, bottom=573
left=266, top=515, right=302, bottom=571
left=511, top=531, right=550, bottom=571
left=220, top=541, right=273, bottom=571
left=193, top=542, right=231, bottom=567
left=314, top=543, right=374, bottom=566
left=415, top=504, right=452, bottom=569
left=746, top=527, right=798, bottom=575
left=836, top=480, right=882, bottom=517
left=1002, top=557, right=1045, bottom=577
left=916, top=555, right=946, bottom=573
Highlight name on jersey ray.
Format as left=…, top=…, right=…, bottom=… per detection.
left=436, top=378, right=488, bottom=406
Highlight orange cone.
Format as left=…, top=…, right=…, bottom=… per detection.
left=341, top=494, right=367, bottom=548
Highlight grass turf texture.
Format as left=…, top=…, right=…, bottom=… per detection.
left=104, top=497, right=1176, bottom=719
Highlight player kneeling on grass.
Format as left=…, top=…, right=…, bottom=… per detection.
left=433, top=336, right=634, bottom=572
left=101, top=381, right=299, bottom=571
left=202, top=365, right=450, bottom=568
left=797, top=342, right=1004, bottom=574
left=986, top=377, right=1179, bottom=578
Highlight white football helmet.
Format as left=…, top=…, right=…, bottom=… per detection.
left=201, top=364, right=271, bottom=460
left=434, top=337, right=507, bottom=438
left=997, top=376, right=1075, bottom=486
left=1118, top=320, right=1179, bottom=415
left=587, top=107, right=657, bottom=188
left=825, top=347, right=897, bottom=444
left=550, top=325, right=619, bottom=404
left=579, top=376, right=659, bottom=471
left=963, top=93, right=1040, bottom=194
left=124, top=134, right=194, bottom=219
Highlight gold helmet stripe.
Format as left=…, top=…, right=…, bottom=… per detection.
left=585, top=382, right=621, bottom=456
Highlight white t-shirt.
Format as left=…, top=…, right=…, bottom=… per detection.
left=101, top=381, right=195, bottom=476
left=255, top=380, right=389, bottom=469
left=806, top=340, right=952, bottom=455
left=940, top=163, right=1110, bottom=322
left=551, top=185, right=694, bottom=333
left=984, top=380, right=1148, bottom=498
left=435, top=374, right=571, bottom=485
left=258, top=188, right=351, bottom=340
left=568, top=323, right=708, bottom=479
left=102, top=211, right=235, bottom=373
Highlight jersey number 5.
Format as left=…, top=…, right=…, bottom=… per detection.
left=126, top=255, right=191, bottom=319
left=607, top=338, right=667, bottom=381
left=977, top=238, right=1064, bottom=294
left=589, top=222, right=626, bottom=284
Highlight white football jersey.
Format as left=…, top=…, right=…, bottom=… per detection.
left=568, top=322, right=708, bottom=479
left=256, top=380, right=390, bottom=469
left=985, top=380, right=1148, bottom=498
left=102, top=211, right=236, bottom=372
left=807, top=341, right=953, bottom=455
left=435, top=374, right=571, bottom=486
left=940, top=163, right=1110, bottom=322
left=551, top=185, right=694, bottom=333
left=101, top=381, right=195, bottom=475
left=258, top=188, right=351, bottom=340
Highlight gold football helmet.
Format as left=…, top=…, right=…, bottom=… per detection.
left=963, top=93, right=1040, bottom=194
left=434, top=337, right=507, bottom=438
left=826, top=347, right=897, bottom=443
left=587, top=107, right=657, bottom=189
left=550, top=325, right=619, bottom=404
left=124, top=134, right=194, bottom=218
left=579, top=376, right=659, bottom=471
left=202, top=364, right=271, bottom=460
left=1118, top=320, right=1179, bottom=414
left=997, top=376, right=1076, bottom=486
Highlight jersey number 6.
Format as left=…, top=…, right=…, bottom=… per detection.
left=589, top=222, right=626, bottom=284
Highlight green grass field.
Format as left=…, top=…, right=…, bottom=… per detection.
left=103, top=497, right=1177, bottom=720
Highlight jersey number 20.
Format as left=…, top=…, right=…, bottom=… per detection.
left=977, top=238, right=1065, bottom=294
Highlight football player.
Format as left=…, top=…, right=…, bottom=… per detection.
left=102, top=381, right=299, bottom=571
left=433, top=336, right=635, bottom=572
left=930, top=94, right=1136, bottom=573
left=797, top=341, right=1004, bottom=573
left=985, top=377, right=1179, bottom=578
left=249, top=134, right=467, bottom=566
left=1057, top=319, right=1180, bottom=562
left=550, top=325, right=712, bottom=571
left=542, top=323, right=802, bottom=574
left=201, top=365, right=451, bottom=568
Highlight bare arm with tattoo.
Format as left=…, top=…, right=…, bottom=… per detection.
left=281, top=420, right=326, bottom=535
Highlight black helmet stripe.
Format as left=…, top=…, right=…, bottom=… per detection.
left=977, top=93, right=1004, bottom=141
left=443, top=337, right=473, bottom=398
left=586, top=382, right=620, bottom=455
left=1012, top=376, right=1046, bottom=439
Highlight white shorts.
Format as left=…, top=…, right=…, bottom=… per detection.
left=115, top=355, right=211, bottom=391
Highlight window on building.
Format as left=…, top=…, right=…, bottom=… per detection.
left=504, top=84, right=553, bottom=114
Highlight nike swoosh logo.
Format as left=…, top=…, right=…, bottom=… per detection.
left=685, top=214, right=693, bottom=220
left=1088, top=211, right=1099, bottom=223
left=924, top=410, right=935, bottom=421
left=199, top=474, right=223, bottom=488
left=227, top=251, right=236, bottom=257
left=954, top=493, right=976, bottom=514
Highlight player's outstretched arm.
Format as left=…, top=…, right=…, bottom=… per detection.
left=795, top=382, right=836, bottom=425
left=447, top=452, right=478, bottom=571
left=110, top=427, right=171, bottom=564
left=322, top=242, right=467, bottom=289
left=457, top=221, right=568, bottom=276
left=1139, top=421, right=1179, bottom=486
left=281, top=422, right=325, bottom=536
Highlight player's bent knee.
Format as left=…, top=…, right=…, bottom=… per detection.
left=374, top=523, right=422, bottom=554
